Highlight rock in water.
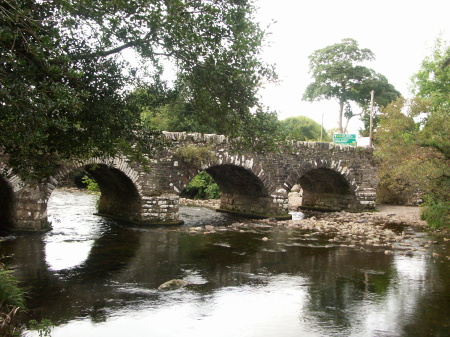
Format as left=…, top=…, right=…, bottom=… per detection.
left=158, top=279, right=188, bottom=291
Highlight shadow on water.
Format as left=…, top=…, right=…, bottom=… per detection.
left=0, top=189, right=449, bottom=336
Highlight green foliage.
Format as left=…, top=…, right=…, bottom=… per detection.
left=280, top=116, right=330, bottom=141
left=0, top=0, right=275, bottom=179
left=175, top=145, right=215, bottom=167
left=135, top=83, right=219, bottom=134
left=81, top=175, right=99, bottom=193
left=412, top=37, right=450, bottom=109
left=0, top=263, right=26, bottom=336
left=375, top=97, right=440, bottom=204
left=0, top=264, right=54, bottom=336
left=28, top=319, right=54, bottom=337
left=0, top=266, right=26, bottom=310
left=134, top=85, right=282, bottom=154
left=302, top=38, right=400, bottom=134
left=375, top=38, right=450, bottom=221
left=421, top=198, right=450, bottom=228
left=182, top=171, right=220, bottom=200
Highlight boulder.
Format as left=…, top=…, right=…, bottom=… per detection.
left=158, top=279, right=188, bottom=291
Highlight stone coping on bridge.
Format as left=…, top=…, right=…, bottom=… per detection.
left=162, top=131, right=373, bottom=152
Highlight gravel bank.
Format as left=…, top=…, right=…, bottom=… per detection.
left=375, top=205, right=425, bottom=225
left=181, top=199, right=449, bottom=259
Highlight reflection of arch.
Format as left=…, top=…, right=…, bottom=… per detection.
left=286, top=161, right=357, bottom=211
left=56, top=223, right=141, bottom=281
left=0, top=176, right=15, bottom=230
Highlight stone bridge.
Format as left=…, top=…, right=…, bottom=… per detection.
left=0, top=132, right=378, bottom=231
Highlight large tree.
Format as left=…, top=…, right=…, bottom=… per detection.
left=0, top=0, right=276, bottom=178
left=302, top=38, right=400, bottom=134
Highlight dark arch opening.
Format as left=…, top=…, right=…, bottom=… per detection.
left=202, top=164, right=276, bottom=218
left=206, top=164, right=269, bottom=198
left=298, top=168, right=354, bottom=211
left=83, top=164, right=142, bottom=222
left=0, top=177, right=15, bottom=231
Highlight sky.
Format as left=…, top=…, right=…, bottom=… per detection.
left=254, top=0, right=450, bottom=133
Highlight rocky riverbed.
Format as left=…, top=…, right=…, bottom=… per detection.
left=180, top=198, right=450, bottom=260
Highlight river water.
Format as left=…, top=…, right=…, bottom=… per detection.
left=1, top=189, right=449, bottom=336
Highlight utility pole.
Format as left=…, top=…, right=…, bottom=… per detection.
left=369, top=90, right=374, bottom=148
left=320, top=112, right=324, bottom=142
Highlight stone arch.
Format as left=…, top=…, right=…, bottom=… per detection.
left=286, top=160, right=359, bottom=211
left=0, top=176, right=15, bottom=230
left=176, top=161, right=288, bottom=219
left=208, top=163, right=278, bottom=218
left=48, top=158, right=144, bottom=222
left=171, top=151, right=272, bottom=196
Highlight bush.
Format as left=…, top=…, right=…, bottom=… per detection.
left=182, top=171, right=220, bottom=199
left=81, top=175, right=100, bottom=193
left=0, top=264, right=53, bottom=336
left=0, top=264, right=26, bottom=336
left=421, top=200, right=450, bottom=228
left=174, top=145, right=215, bottom=167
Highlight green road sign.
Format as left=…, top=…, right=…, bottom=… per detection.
left=333, top=133, right=357, bottom=146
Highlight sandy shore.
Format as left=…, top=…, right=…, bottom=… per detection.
left=375, top=205, right=424, bottom=224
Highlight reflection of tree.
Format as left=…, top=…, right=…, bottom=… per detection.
left=177, top=231, right=268, bottom=289
left=5, top=213, right=449, bottom=335
left=402, top=255, right=450, bottom=336
left=261, top=230, right=396, bottom=335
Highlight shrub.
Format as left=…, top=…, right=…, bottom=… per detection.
left=421, top=200, right=450, bottom=228
left=0, top=264, right=26, bottom=336
left=81, top=175, right=100, bottom=193
left=182, top=171, right=220, bottom=199
left=174, top=145, right=215, bottom=167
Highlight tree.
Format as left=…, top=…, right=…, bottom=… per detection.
left=375, top=97, right=428, bottom=204
left=0, top=0, right=276, bottom=178
left=376, top=38, right=450, bottom=227
left=279, top=116, right=330, bottom=141
left=302, top=38, right=400, bottom=134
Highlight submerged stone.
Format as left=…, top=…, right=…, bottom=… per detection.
left=158, top=279, right=188, bottom=291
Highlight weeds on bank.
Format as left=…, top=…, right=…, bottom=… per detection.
left=0, top=262, right=53, bottom=336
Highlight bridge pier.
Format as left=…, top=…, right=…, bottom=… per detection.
left=13, top=184, right=51, bottom=231
left=217, top=188, right=291, bottom=220
left=218, top=193, right=292, bottom=220
left=140, top=194, right=183, bottom=225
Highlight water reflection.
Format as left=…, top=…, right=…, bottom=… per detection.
left=0, top=189, right=449, bottom=336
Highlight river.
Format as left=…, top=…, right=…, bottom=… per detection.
left=1, top=189, right=449, bottom=336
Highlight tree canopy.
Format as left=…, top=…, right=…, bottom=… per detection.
left=0, top=0, right=276, bottom=178
left=279, top=116, right=330, bottom=142
left=302, top=38, right=400, bottom=134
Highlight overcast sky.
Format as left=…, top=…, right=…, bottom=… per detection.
left=255, top=0, right=450, bottom=133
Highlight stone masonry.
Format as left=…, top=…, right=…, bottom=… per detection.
left=0, top=132, right=378, bottom=230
